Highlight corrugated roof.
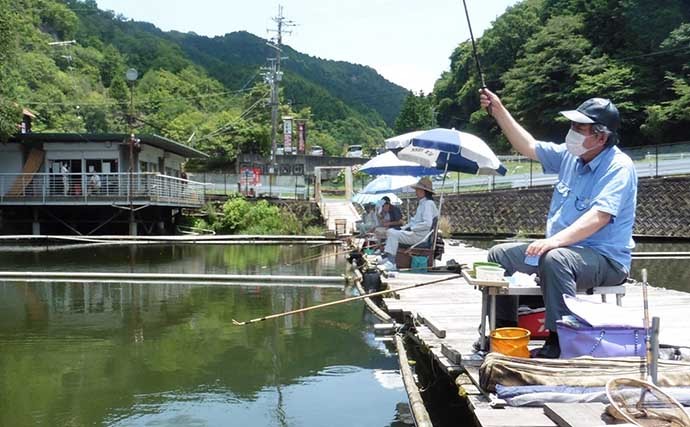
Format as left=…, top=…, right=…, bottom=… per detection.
left=11, top=133, right=209, bottom=159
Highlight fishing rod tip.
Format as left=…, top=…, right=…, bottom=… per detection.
left=231, top=319, right=245, bottom=326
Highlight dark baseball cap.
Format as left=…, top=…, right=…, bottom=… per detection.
left=560, top=98, right=620, bottom=131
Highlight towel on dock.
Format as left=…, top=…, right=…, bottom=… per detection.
left=495, top=384, right=690, bottom=407
left=479, top=353, right=690, bottom=393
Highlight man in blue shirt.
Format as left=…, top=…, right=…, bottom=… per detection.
left=479, top=90, right=638, bottom=358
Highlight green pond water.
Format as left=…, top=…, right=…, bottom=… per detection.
left=0, top=244, right=409, bottom=427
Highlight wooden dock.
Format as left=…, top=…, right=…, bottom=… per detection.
left=373, top=242, right=690, bottom=427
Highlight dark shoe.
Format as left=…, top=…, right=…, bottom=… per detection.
left=472, top=336, right=488, bottom=352
left=534, top=333, right=560, bottom=359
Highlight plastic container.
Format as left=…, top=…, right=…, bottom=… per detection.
left=518, top=307, right=550, bottom=339
left=472, top=261, right=501, bottom=275
left=475, top=266, right=505, bottom=281
left=410, top=256, right=428, bottom=273
left=490, top=327, right=531, bottom=358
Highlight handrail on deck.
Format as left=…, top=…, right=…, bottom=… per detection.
left=0, top=172, right=207, bottom=206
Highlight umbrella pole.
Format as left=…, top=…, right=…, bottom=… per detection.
left=432, top=153, right=451, bottom=252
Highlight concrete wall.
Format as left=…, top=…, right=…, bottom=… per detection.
left=401, top=176, right=690, bottom=238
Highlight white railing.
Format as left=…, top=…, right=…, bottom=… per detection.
left=0, top=172, right=206, bottom=206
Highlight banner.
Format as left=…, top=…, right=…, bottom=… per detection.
left=297, top=122, right=305, bottom=153
left=239, top=167, right=262, bottom=189
left=283, top=117, right=293, bottom=153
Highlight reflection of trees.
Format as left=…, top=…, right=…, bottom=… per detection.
left=0, top=243, right=345, bottom=276
left=0, top=282, right=395, bottom=426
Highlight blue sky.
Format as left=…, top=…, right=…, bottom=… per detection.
left=95, top=0, right=520, bottom=93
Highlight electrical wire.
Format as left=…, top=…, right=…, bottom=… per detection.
left=19, top=86, right=259, bottom=107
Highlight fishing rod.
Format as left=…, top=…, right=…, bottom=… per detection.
left=461, top=0, right=493, bottom=116
left=232, top=274, right=461, bottom=326
left=461, top=0, right=486, bottom=89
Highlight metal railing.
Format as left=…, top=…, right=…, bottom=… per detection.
left=0, top=172, right=206, bottom=206
left=188, top=172, right=311, bottom=199
left=434, top=141, right=690, bottom=193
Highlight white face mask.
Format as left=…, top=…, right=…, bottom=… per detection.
left=565, top=129, right=592, bottom=157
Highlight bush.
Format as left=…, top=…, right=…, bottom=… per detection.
left=211, top=197, right=305, bottom=235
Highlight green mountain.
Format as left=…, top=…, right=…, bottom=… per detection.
left=166, top=30, right=407, bottom=126
left=0, top=0, right=408, bottom=160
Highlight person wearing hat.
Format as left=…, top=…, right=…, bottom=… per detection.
left=479, top=89, right=637, bottom=358
left=373, top=196, right=404, bottom=248
left=380, top=177, right=439, bottom=270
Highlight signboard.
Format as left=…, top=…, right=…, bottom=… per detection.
left=283, top=117, right=293, bottom=153
left=239, top=167, right=262, bottom=189
left=297, top=122, right=306, bottom=153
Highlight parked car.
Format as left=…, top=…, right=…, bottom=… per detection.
left=309, top=145, right=324, bottom=156
left=346, top=145, right=363, bottom=158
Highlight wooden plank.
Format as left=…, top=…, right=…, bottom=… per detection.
left=543, top=403, right=609, bottom=427
left=474, top=408, right=557, bottom=427
left=441, top=343, right=462, bottom=364
left=418, top=313, right=446, bottom=338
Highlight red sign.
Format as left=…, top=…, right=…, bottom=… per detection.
left=298, top=122, right=305, bottom=153
left=239, top=167, right=262, bottom=187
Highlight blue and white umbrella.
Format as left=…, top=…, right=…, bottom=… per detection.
left=389, top=129, right=507, bottom=176
left=359, top=151, right=441, bottom=176
left=361, top=175, right=419, bottom=195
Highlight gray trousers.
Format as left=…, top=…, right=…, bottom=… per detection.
left=489, top=242, right=628, bottom=330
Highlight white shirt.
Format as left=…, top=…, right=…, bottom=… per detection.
left=405, top=198, right=438, bottom=233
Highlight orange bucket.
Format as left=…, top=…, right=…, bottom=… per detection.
left=490, top=327, right=531, bottom=358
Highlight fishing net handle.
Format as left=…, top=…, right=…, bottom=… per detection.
left=606, top=377, right=690, bottom=426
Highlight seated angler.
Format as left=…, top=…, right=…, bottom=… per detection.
left=380, top=178, right=438, bottom=271
left=374, top=196, right=404, bottom=242
left=356, top=203, right=378, bottom=235
left=478, top=89, right=637, bottom=358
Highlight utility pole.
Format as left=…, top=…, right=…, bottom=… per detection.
left=265, top=5, right=295, bottom=184
left=125, top=68, right=139, bottom=235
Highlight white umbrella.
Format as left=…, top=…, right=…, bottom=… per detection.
left=384, top=130, right=425, bottom=150
left=359, top=151, right=441, bottom=176
left=389, top=128, right=507, bottom=176
left=361, top=175, right=419, bottom=194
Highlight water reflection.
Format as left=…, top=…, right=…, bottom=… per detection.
left=0, top=244, right=406, bottom=427
left=0, top=243, right=345, bottom=276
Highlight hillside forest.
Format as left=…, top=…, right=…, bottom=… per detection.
left=0, top=0, right=406, bottom=167
left=0, top=0, right=688, bottom=166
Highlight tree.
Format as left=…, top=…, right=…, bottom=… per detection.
left=0, top=0, right=20, bottom=141
left=393, top=91, right=435, bottom=134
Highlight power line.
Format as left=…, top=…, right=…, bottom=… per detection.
left=19, top=85, right=260, bottom=107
